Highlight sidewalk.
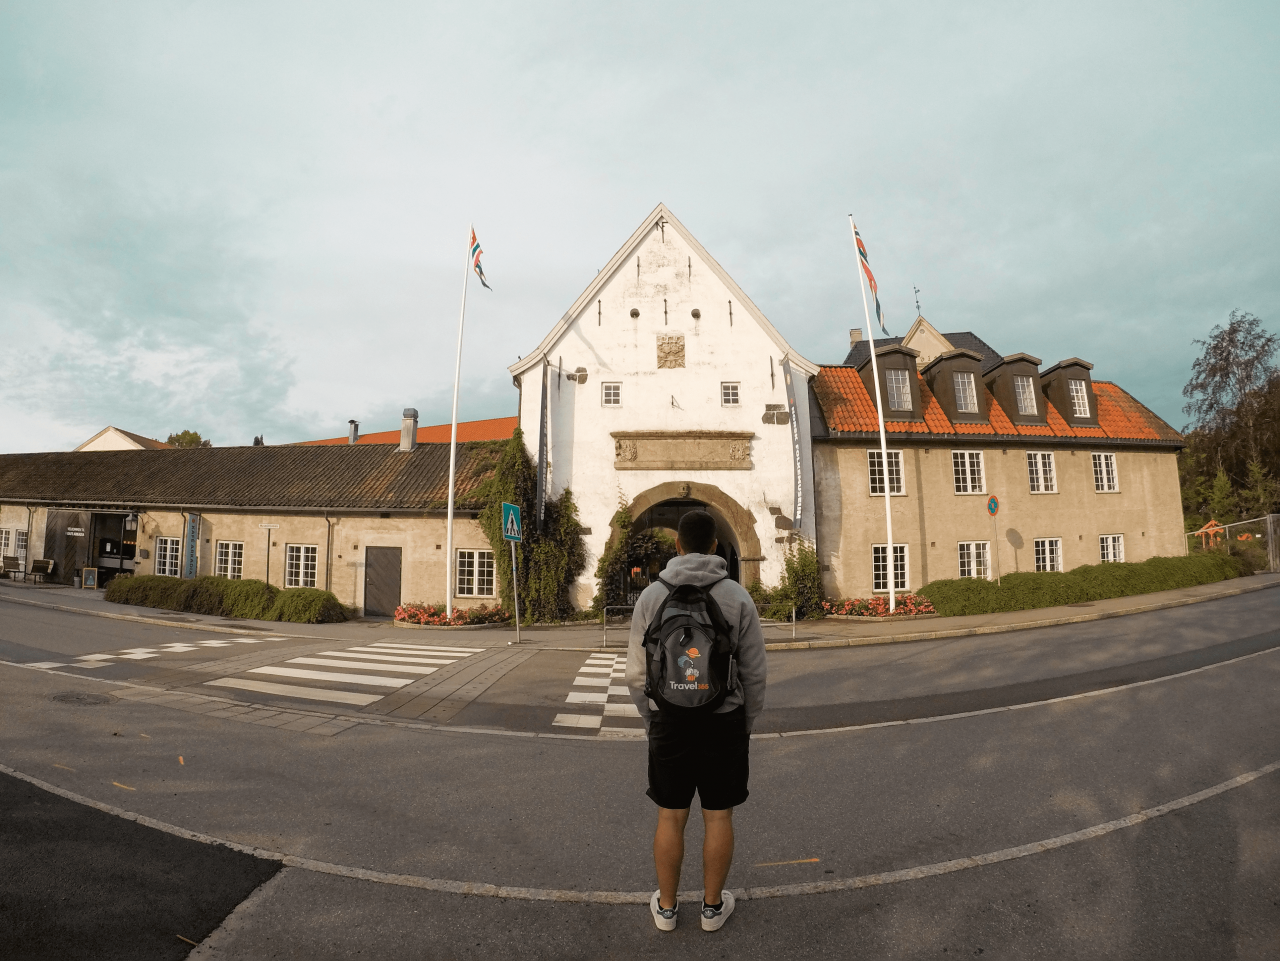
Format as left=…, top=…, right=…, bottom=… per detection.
left=2, top=572, right=1277, bottom=652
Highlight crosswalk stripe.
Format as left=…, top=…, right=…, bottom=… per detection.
left=285, top=657, right=440, bottom=675
left=204, top=678, right=382, bottom=706
left=572, top=677, right=610, bottom=687
left=339, top=649, right=456, bottom=664
left=369, top=643, right=479, bottom=654
left=567, top=691, right=607, bottom=704
left=247, top=666, right=412, bottom=688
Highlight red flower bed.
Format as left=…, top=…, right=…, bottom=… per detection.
left=821, top=594, right=936, bottom=617
left=395, top=603, right=512, bottom=626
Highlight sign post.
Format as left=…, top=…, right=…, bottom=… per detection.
left=501, top=503, right=523, bottom=646
left=987, top=496, right=1001, bottom=586
left=259, top=523, right=280, bottom=586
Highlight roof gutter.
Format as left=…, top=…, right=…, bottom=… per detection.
left=0, top=499, right=485, bottom=514
left=813, top=432, right=1184, bottom=450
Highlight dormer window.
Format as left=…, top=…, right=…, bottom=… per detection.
left=953, top=372, right=978, bottom=413
left=1068, top=379, right=1090, bottom=417
left=1014, top=375, right=1037, bottom=415
left=886, top=369, right=912, bottom=410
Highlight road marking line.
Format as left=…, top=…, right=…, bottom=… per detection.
left=116, top=653, right=158, bottom=660
left=572, top=677, right=610, bottom=687
left=53, top=764, right=75, bottom=771
left=203, top=678, right=383, bottom=706
left=26, top=661, right=67, bottom=669
left=369, top=643, right=479, bottom=655
left=576, top=667, right=614, bottom=675
left=341, top=649, right=457, bottom=664
left=603, top=702, right=640, bottom=717
left=285, top=658, right=439, bottom=675
left=566, top=691, right=607, bottom=705
left=7, top=757, right=1274, bottom=905
left=112, top=781, right=135, bottom=791
left=755, top=858, right=820, bottom=867
left=553, top=713, right=603, bottom=728
left=76, top=654, right=117, bottom=661
left=606, top=686, right=629, bottom=696
left=247, top=666, right=412, bottom=688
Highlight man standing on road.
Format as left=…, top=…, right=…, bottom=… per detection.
left=626, top=509, right=767, bottom=933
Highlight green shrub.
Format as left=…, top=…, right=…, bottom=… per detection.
left=748, top=542, right=826, bottom=620
left=268, top=587, right=348, bottom=624
left=918, top=552, right=1247, bottom=617
left=186, top=576, right=233, bottom=616
left=221, top=579, right=280, bottom=620
left=104, top=574, right=194, bottom=611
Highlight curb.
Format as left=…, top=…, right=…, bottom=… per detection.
left=392, top=620, right=505, bottom=632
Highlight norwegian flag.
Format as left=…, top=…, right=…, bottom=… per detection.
left=853, top=224, right=887, bottom=335
left=470, top=227, right=491, bottom=290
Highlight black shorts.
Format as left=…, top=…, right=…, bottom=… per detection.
left=646, top=707, right=750, bottom=811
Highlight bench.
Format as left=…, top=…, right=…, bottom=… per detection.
left=1, top=556, right=20, bottom=580
left=29, top=559, right=54, bottom=584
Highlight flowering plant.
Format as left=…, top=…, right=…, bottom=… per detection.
left=395, top=603, right=512, bottom=626
left=821, top=594, right=936, bottom=617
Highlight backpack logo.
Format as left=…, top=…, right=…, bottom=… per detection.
left=678, top=651, right=700, bottom=683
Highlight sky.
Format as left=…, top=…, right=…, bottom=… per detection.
left=0, top=1, right=1276, bottom=451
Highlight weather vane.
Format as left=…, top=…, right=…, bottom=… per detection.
left=913, top=286, right=922, bottom=316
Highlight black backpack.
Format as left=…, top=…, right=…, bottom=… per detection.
left=642, top=576, right=739, bottom=715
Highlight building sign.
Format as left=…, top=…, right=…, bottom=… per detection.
left=67, top=527, right=85, bottom=537
left=183, top=513, right=201, bottom=578
left=781, top=357, right=802, bottom=530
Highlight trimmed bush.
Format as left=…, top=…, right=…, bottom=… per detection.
left=917, top=552, right=1248, bottom=617
left=268, top=587, right=348, bottom=624
left=105, top=574, right=345, bottom=623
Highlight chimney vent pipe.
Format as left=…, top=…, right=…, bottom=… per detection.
left=399, top=409, right=418, bottom=452
left=850, top=329, right=863, bottom=347
left=348, top=420, right=359, bottom=445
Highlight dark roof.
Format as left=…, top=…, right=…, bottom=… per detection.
left=841, top=331, right=1004, bottom=372
left=116, top=428, right=174, bottom=450
left=0, top=443, right=503, bottom=512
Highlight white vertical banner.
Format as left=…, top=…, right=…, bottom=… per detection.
left=781, top=357, right=803, bottom=530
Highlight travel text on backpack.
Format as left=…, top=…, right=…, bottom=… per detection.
left=642, top=576, right=739, bottom=715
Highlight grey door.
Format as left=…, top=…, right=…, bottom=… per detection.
left=364, top=547, right=402, bottom=617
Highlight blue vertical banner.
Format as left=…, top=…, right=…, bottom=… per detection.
left=183, top=512, right=201, bottom=578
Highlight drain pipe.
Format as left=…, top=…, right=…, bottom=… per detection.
left=25, top=506, right=34, bottom=573
left=324, top=513, right=334, bottom=592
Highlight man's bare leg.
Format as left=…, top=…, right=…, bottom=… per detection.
left=702, top=807, right=734, bottom=905
left=654, top=807, right=690, bottom=909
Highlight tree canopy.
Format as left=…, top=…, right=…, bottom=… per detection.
left=166, top=430, right=212, bottom=448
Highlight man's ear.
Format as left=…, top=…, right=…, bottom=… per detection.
left=675, top=537, right=685, bottom=556
left=709, top=539, right=718, bottom=555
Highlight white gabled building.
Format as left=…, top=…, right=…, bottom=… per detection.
left=509, top=203, right=820, bottom=607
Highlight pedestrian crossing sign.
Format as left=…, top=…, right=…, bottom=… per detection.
left=502, top=502, right=522, bottom=542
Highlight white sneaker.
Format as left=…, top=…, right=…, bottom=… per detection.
left=701, top=890, right=735, bottom=932
left=650, top=890, right=678, bottom=931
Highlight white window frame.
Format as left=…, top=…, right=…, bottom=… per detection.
left=957, top=541, right=991, bottom=580
left=456, top=548, right=496, bottom=597
left=867, top=449, right=905, bottom=496
left=952, top=371, right=979, bottom=413
left=1068, top=379, right=1090, bottom=417
left=720, top=382, right=740, bottom=406
left=1092, top=452, right=1119, bottom=492
left=0, top=529, right=10, bottom=558
left=215, top=540, right=244, bottom=579
left=285, top=544, right=318, bottom=588
left=1099, top=534, right=1125, bottom=563
left=1026, top=451, right=1057, bottom=493
left=1013, top=375, right=1038, bottom=416
left=872, top=543, right=908, bottom=592
left=14, top=529, right=27, bottom=565
left=951, top=450, right=986, bottom=494
left=1034, top=537, right=1063, bottom=573
left=601, top=382, right=621, bottom=407
left=885, top=368, right=912, bottom=411
left=155, top=536, right=181, bottom=577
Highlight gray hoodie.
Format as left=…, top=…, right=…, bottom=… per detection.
left=625, top=553, right=767, bottom=733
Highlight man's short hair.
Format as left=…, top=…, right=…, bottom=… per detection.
left=677, top=510, right=718, bottom=555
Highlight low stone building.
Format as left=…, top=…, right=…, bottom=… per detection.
left=0, top=422, right=500, bottom=615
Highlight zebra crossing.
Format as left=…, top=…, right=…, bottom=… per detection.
left=204, top=642, right=483, bottom=707
left=25, top=635, right=294, bottom=671
left=553, top=653, right=645, bottom=737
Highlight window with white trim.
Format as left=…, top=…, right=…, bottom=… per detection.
left=155, top=537, right=181, bottom=577
left=885, top=369, right=912, bottom=411
left=1034, top=537, right=1063, bottom=572
left=1099, top=534, right=1125, bottom=563
left=1092, top=452, right=1119, bottom=492
left=15, top=530, right=27, bottom=565
left=867, top=449, right=904, bottom=495
left=872, top=544, right=908, bottom=592
left=958, top=541, right=991, bottom=580
left=602, top=382, right=621, bottom=407
left=456, top=549, right=495, bottom=597
left=951, top=450, right=985, bottom=494
left=1068, top=379, right=1090, bottom=417
left=720, top=382, right=740, bottom=406
left=1026, top=452, right=1057, bottom=493
left=953, top=371, right=978, bottom=413
left=0, top=529, right=10, bottom=558
left=215, top=541, right=244, bottom=579
left=1014, top=375, right=1038, bottom=415
left=285, top=544, right=317, bottom=588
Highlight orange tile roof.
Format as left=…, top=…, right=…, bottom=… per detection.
left=814, top=368, right=1182, bottom=445
left=295, top=416, right=518, bottom=447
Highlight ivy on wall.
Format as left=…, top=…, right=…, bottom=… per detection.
left=476, top=428, right=586, bottom=623
left=591, top=504, right=678, bottom=611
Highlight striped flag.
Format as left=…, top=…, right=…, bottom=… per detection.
left=470, top=227, right=491, bottom=290
left=853, top=224, right=887, bottom=335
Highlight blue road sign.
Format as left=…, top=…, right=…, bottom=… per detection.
left=502, top=502, right=523, bottom=542
left=987, top=495, right=999, bottom=517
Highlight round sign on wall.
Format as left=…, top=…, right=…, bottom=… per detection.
left=987, top=495, right=999, bottom=516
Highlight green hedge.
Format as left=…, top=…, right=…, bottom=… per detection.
left=104, top=575, right=347, bottom=623
left=917, top=552, right=1249, bottom=617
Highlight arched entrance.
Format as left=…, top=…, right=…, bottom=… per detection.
left=605, top=481, right=762, bottom=597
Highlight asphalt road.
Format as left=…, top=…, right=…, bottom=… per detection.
left=1, top=590, right=1278, bottom=958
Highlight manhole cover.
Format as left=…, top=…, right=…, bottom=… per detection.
left=50, top=691, right=117, bottom=706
